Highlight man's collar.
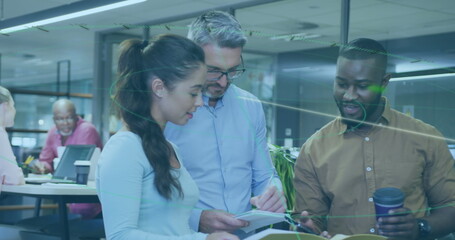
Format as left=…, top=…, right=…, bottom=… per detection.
left=203, top=85, right=234, bottom=107
left=203, top=94, right=224, bottom=107
left=337, top=119, right=348, bottom=135
left=381, top=97, right=392, bottom=125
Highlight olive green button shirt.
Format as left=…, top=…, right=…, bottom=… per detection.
left=294, top=99, right=455, bottom=235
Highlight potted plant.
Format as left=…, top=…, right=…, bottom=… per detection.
left=268, top=144, right=299, bottom=212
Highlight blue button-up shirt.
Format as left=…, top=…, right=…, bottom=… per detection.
left=164, top=84, right=282, bottom=232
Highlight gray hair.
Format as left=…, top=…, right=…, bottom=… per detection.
left=0, top=86, right=12, bottom=104
left=188, top=10, right=247, bottom=48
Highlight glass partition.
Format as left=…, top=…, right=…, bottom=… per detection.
left=350, top=0, right=455, bottom=143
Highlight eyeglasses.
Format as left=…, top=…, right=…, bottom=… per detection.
left=206, top=56, right=246, bottom=82
left=54, top=117, right=76, bottom=124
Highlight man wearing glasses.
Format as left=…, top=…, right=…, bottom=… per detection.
left=165, top=11, right=286, bottom=238
left=33, top=99, right=102, bottom=174
left=31, top=99, right=103, bottom=219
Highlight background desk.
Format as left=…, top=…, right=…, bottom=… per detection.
left=2, top=184, right=99, bottom=240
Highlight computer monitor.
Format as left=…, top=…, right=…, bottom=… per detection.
left=53, top=145, right=96, bottom=181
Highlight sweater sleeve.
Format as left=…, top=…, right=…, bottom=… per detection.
left=96, top=133, right=207, bottom=240
left=0, top=129, right=24, bottom=185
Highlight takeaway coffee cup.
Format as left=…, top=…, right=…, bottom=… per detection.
left=74, top=160, right=91, bottom=185
left=373, top=187, right=405, bottom=220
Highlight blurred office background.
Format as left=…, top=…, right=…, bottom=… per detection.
left=1, top=1, right=454, bottom=238
left=1, top=0, right=454, bottom=159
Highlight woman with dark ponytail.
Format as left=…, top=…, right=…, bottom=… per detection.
left=96, top=34, right=238, bottom=240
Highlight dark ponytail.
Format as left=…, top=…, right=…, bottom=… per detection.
left=114, top=34, right=204, bottom=200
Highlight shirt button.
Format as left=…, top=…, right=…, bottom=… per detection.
left=370, top=228, right=375, bottom=233
left=368, top=198, right=373, bottom=202
left=366, top=167, right=372, bottom=172
left=365, top=137, right=370, bottom=141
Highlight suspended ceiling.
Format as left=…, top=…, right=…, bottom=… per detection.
left=1, top=0, right=454, bottom=87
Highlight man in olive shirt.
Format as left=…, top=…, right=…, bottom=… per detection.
left=294, top=38, right=455, bottom=239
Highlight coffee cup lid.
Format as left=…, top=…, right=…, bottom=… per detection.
left=373, top=187, right=404, bottom=205
left=74, top=160, right=91, bottom=166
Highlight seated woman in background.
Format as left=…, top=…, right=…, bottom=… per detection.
left=0, top=86, right=24, bottom=185
left=96, top=34, right=238, bottom=240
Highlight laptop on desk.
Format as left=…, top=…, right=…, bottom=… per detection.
left=26, top=145, right=97, bottom=184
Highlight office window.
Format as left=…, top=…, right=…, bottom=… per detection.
left=350, top=0, right=455, bottom=142
left=1, top=51, right=93, bottom=139
left=246, top=0, right=342, bottom=146
left=237, top=53, right=277, bottom=143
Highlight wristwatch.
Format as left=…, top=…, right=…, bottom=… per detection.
left=416, top=218, right=431, bottom=239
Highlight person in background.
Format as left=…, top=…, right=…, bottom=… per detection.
left=164, top=11, right=286, bottom=237
left=32, top=99, right=102, bottom=173
left=97, top=34, right=238, bottom=240
left=0, top=86, right=24, bottom=185
left=294, top=38, right=455, bottom=239
left=31, top=98, right=103, bottom=219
